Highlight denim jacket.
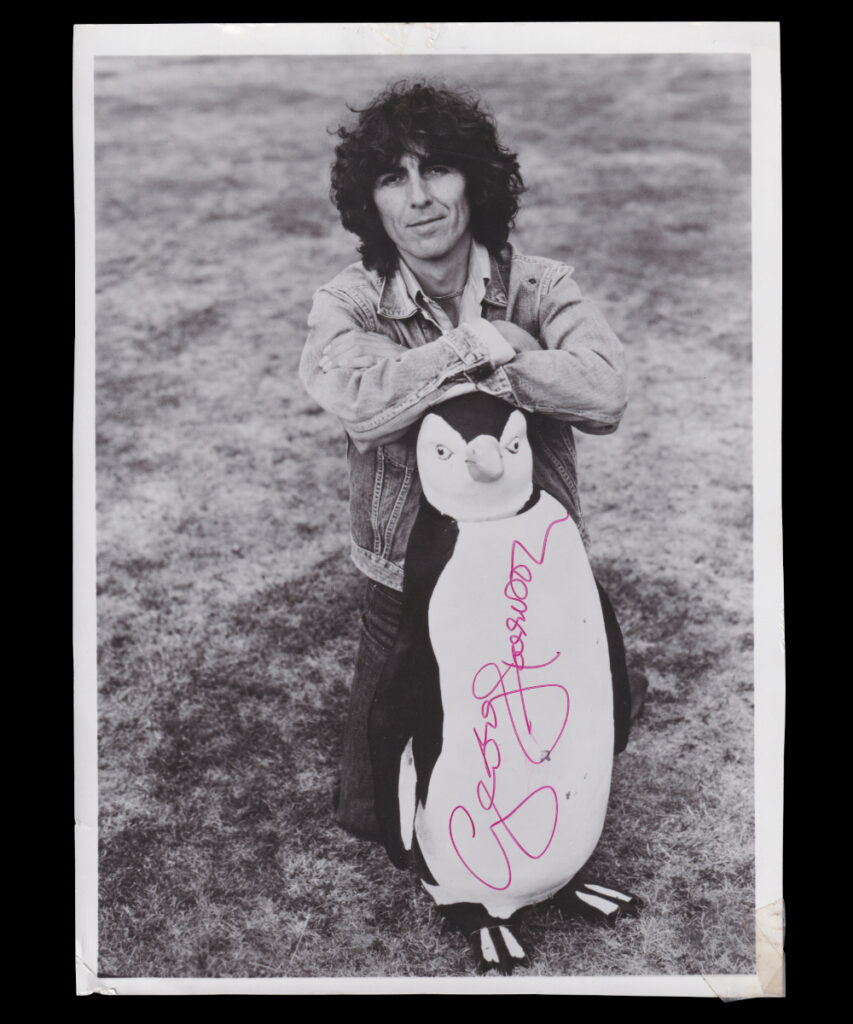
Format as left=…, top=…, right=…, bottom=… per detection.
left=300, top=243, right=627, bottom=590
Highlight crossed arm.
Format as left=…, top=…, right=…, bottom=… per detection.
left=300, top=266, right=627, bottom=451
left=318, top=320, right=538, bottom=372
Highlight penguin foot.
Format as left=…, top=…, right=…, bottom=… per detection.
left=439, top=904, right=529, bottom=975
left=473, top=925, right=529, bottom=976
left=556, top=881, right=643, bottom=926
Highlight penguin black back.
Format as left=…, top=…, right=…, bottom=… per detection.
left=428, top=392, right=515, bottom=443
left=368, top=500, right=458, bottom=869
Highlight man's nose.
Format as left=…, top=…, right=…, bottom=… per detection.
left=407, top=173, right=431, bottom=207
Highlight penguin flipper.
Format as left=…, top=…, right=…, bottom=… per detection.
left=595, top=580, right=632, bottom=755
left=397, top=737, right=417, bottom=852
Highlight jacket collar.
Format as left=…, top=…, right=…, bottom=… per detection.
left=484, top=244, right=511, bottom=309
left=377, top=242, right=512, bottom=319
left=377, top=267, right=419, bottom=320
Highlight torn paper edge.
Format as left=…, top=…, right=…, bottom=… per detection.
left=77, top=957, right=117, bottom=997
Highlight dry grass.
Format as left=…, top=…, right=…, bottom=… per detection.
left=92, top=53, right=754, bottom=979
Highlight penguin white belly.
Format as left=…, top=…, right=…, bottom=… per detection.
left=415, top=492, right=614, bottom=920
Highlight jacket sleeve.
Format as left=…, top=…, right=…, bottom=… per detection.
left=496, top=264, right=627, bottom=435
left=300, top=285, right=500, bottom=451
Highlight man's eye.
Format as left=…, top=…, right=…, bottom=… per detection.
left=376, top=172, right=403, bottom=187
left=425, top=165, right=450, bottom=176
left=435, top=445, right=453, bottom=460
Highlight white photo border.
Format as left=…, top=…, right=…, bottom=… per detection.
left=74, top=21, right=783, bottom=997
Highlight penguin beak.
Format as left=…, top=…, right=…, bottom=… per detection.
left=465, top=435, right=504, bottom=482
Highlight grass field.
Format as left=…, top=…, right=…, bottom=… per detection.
left=91, top=53, right=754, bottom=979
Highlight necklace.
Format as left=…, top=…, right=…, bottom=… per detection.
left=427, top=284, right=466, bottom=301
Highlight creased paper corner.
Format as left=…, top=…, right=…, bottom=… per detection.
left=701, top=899, right=785, bottom=1000
left=76, top=956, right=116, bottom=996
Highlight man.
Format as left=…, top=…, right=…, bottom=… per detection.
left=300, top=81, right=641, bottom=839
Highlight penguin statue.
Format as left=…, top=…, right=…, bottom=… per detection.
left=368, top=392, right=639, bottom=974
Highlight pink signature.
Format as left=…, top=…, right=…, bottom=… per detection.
left=449, top=510, right=572, bottom=891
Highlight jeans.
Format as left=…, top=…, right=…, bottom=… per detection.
left=335, top=580, right=404, bottom=838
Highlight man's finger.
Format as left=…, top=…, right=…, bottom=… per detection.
left=491, top=320, right=539, bottom=353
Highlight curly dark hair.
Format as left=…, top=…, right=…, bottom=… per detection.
left=330, top=81, right=526, bottom=277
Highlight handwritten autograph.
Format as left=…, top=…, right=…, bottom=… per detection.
left=449, top=510, right=572, bottom=891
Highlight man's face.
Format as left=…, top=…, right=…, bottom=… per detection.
left=372, top=152, right=472, bottom=270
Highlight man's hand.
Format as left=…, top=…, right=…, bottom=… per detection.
left=490, top=320, right=540, bottom=353
left=319, top=332, right=402, bottom=372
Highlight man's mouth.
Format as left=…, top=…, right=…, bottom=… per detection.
left=408, top=215, right=445, bottom=228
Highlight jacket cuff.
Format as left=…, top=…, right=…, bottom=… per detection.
left=441, top=321, right=495, bottom=374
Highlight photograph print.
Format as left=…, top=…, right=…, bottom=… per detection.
left=75, top=23, right=782, bottom=995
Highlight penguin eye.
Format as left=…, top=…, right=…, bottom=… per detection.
left=505, top=437, right=521, bottom=454
left=435, top=444, right=453, bottom=460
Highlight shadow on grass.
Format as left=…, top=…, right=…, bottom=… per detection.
left=594, top=558, right=731, bottom=687
left=229, top=551, right=364, bottom=656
